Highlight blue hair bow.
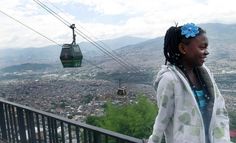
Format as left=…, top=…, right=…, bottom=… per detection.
left=181, top=23, right=199, bottom=38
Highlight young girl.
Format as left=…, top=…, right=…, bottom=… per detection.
left=148, top=23, right=231, bottom=143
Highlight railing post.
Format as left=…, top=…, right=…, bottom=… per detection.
left=4, top=104, right=11, bottom=142
left=0, top=102, right=7, bottom=141
left=47, top=117, right=53, bottom=143
left=76, top=126, right=80, bottom=143
left=11, top=106, right=19, bottom=143
left=83, top=128, right=88, bottom=143
left=36, top=114, right=41, bottom=143
left=60, top=121, right=65, bottom=143
left=53, top=119, right=59, bottom=143
left=27, top=111, right=36, bottom=142
left=17, top=108, right=27, bottom=143
left=8, top=105, right=15, bottom=143
left=42, top=116, right=47, bottom=143
left=93, top=131, right=101, bottom=143
left=88, top=130, right=92, bottom=143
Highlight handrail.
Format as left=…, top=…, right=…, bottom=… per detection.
left=0, top=98, right=143, bottom=143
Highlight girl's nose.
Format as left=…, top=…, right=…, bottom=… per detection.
left=204, top=49, right=209, bottom=55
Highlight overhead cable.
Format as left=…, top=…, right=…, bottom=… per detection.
left=33, top=0, right=141, bottom=72
left=0, top=9, right=104, bottom=70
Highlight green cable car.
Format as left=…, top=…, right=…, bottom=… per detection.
left=60, top=44, right=83, bottom=67
left=60, top=24, right=83, bottom=68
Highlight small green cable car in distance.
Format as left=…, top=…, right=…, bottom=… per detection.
left=60, top=24, right=83, bottom=68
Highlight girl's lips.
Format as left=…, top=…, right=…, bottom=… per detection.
left=202, top=56, right=207, bottom=61
left=200, top=57, right=207, bottom=63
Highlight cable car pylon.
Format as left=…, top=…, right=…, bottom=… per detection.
left=60, top=24, right=83, bottom=68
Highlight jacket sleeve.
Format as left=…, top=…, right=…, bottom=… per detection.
left=206, top=68, right=231, bottom=142
left=213, top=86, right=232, bottom=143
left=148, top=73, right=175, bottom=143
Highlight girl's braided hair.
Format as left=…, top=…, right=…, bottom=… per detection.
left=163, top=25, right=205, bottom=65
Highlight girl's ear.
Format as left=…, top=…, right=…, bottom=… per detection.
left=178, top=43, right=186, bottom=55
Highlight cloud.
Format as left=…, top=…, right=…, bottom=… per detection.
left=0, top=0, right=236, bottom=49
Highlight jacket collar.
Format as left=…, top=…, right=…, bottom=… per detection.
left=169, top=64, right=215, bottom=101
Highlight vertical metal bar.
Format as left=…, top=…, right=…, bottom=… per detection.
left=29, top=111, right=36, bottom=142
left=83, top=128, right=87, bottom=143
left=8, top=104, right=15, bottom=143
left=93, top=131, right=101, bottom=143
left=42, top=116, right=47, bottom=143
left=0, top=102, right=7, bottom=141
left=76, top=126, right=80, bottom=143
left=25, top=110, right=31, bottom=143
left=50, top=118, right=55, bottom=143
left=105, top=135, right=108, bottom=143
left=47, top=117, right=52, bottom=143
left=116, top=138, right=121, bottom=143
left=4, top=104, right=11, bottom=142
left=25, top=111, right=35, bottom=142
left=68, top=124, right=72, bottom=143
left=17, top=108, right=27, bottom=143
left=12, top=106, right=19, bottom=143
left=88, top=130, right=92, bottom=143
left=60, top=121, right=65, bottom=143
left=53, top=119, right=58, bottom=143
left=36, top=114, right=41, bottom=143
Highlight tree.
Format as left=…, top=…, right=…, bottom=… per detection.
left=86, top=95, right=158, bottom=139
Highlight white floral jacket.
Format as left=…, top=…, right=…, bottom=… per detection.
left=148, top=64, right=231, bottom=143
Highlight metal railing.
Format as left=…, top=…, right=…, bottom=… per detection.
left=0, top=99, right=143, bottom=143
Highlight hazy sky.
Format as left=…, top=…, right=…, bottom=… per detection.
left=0, top=0, right=236, bottom=49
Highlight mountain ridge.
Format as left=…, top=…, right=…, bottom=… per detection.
left=1, top=23, right=236, bottom=73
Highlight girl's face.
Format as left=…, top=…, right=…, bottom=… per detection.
left=182, top=34, right=209, bottom=67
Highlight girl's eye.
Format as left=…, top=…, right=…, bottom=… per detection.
left=200, top=43, right=208, bottom=49
left=199, top=46, right=205, bottom=50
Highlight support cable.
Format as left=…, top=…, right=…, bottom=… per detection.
left=33, top=0, right=140, bottom=72
left=0, top=9, right=104, bottom=71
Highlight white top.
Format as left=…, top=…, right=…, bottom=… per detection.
left=148, top=64, right=231, bottom=143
